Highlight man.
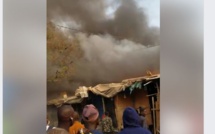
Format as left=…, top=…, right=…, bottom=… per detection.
left=119, top=107, right=151, bottom=134
left=48, top=104, right=74, bottom=134
left=69, top=112, right=85, bottom=134
left=139, top=107, right=148, bottom=129
left=46, top=117, right=55, bottom=132
left=101, top=111, right=114, bottom=134
left=81, top=104, right=103, bottom=134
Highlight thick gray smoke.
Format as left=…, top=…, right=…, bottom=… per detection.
left=72, top=33, right=160, bottom=85
left=47, top=0, right=160, bottom=98
left=47, top=0, right=159, bottom=45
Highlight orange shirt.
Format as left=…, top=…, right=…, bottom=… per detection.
left=69, top=121, right=85, bottom=134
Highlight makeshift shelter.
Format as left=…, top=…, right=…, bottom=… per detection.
left=47, top=74, right=160, bottom=134
left=74, top=74, right=160, bottom=133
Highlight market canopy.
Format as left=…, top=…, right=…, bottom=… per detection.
left=47, top=74, right=160, bottom=106
left=75, top=74, right=160, bottom=98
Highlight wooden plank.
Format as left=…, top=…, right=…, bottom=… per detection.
left=156, top=101, right=160, bottom=133
left=151, top=109, right=160, bottom=111
left=146, top=93, right=157, bottom=97
left=114, top=93, right=133, bottom=130
left=157, top=129, right=160, bottom=133
left=102, top=97, right=106, bottom=112
left=152, top=97, right=156, bottom=134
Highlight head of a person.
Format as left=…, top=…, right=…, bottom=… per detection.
left=82, top=104, right=99, bottom=129
left=123, top=107, right=141, bottom=128
left=73, top=112, right=80, bottom=122
left=105, top=111, right=109, bottom=117
left=139, top=107, right=146, bottom=116
left=57, top=104, right=74, bottom=130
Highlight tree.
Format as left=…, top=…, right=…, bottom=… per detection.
left=47, top=22, right=83, bottom=89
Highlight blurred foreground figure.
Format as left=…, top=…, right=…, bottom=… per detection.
left=119, top=107, right=151, bottom=134
left=80, top=104, right=103, bottom=134
left=101, top=111, right=114, bottom=134
left=46, top=117, right=55, bottom=132
left=48, top=105, right=74, bottom=134
left=69, top=112, right=85, bottom=134
left=139, top=106, right=148, bottom=129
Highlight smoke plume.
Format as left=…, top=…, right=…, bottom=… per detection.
left=72, top=33, right=159, bottom=85
left=47, top=0, right=160, bottom=98
left=47, top=0, right=159, bottom=45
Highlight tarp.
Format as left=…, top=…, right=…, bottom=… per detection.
left=88, top=74, right=160, bottom=98
left=47, top=74, right=160, bottom=106
left=88, top=83, right=131, bottom=98
left=122, top=74, right=160, bottom=84
left=47, top=96, right=83, bottom=107
left=75, top=86, right=89, bottom=98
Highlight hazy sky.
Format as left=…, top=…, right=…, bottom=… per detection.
left=136, top=0, right=160, bottom=27
left=105, top=0, right=160, bottom=27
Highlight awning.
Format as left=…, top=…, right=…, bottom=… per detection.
left=88, top=83, right=130, bottom=98
left=88, top=74, right=160, bottom=98
left=47, top=74, right=160, bottom=106
left=47, top=96, right=83, bottom=107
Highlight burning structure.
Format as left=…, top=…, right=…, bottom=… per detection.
left=47, top=73, right=160, bottom=133
left=47, top=0, right=160, bottom=133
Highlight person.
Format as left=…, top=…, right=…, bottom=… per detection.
left=69, top=112, right=85, bottom=134
left=101, top=111, right=114, bottom=134
left=118, top=107, right=151, bottom=134
left=139, top=107, right=148, bottom=129
left=48, top=104, right=75, bottom=134
left=46, top=117, right=55, bottom=132
left=96, top=118, right=103, bottom=132
left=81, top=104, right=103, bottom=134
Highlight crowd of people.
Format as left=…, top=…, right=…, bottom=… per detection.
left=46, top=104, right=151, bottom=134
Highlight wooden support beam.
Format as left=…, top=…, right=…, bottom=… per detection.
left=152, top=97, right=156, bottom=134
left=102, top=97, right=106, bottom=112
left=157, top=129, right=160, bottom=133
left=151, top=108, right=160, bottom=111
left=147, top=93, right=157, bottom=97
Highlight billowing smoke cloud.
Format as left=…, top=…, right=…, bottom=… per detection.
left=72, top=33, right=160, bottom=85
left=47, top=0, right=159, bottom=45
left=47, top=0, right=160, bottom=98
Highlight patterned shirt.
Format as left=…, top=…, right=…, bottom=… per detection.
left=101, top=116, right=114, bottom=132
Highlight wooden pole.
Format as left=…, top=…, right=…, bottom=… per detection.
left=156, top=83, right=160, bottom=100
left=152, top=97, right=156, bottom=134
left=157, top=129, right=160, bottom=133
left=102, top=97, right=106, bottom=113
left=156, top=82, right=160, bottom=131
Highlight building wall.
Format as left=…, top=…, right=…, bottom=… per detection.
left=114, top=92, right=133, bottom=130
left=114, top=89, right=152, bottom=130
left=132, top=89, right=152, bottom=125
